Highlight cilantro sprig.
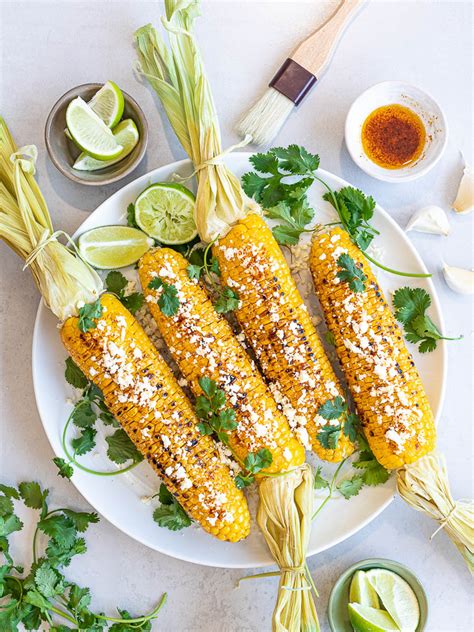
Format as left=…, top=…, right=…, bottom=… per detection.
left=337, top=253, right=367, bottom=293
left=194, top=377, right=273, bottom=487
left=148, top=277, right=180, bottom=316
left=78, top=299, right=103, bottom=333
left=316, top=396, right=358, bottom=449
left=0, top=481, right=166, bottom=630
left=186, top=241, right=240, bottom=314
left=105, top=271, right=144, bottom=314
left=59, top=358, right=143, bottom=478
left=322, top=186, right=431, bottom=279
left=153, top=484, right=192, bottom=532
left=393, top=287, right=462, bottom=353
left=242, top=145, right=319, bottom=245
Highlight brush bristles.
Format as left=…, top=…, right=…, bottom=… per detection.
left=237, top=88, right=294, bottom=146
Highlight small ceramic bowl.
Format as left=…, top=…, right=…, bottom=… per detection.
left=45, top=83, right=148, bottom=186
left=345, top=81, right=447, bottom=183
left=328, top=558, right=429, bottom=632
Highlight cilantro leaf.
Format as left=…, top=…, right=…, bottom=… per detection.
left=105, top=271, right=128, bottom=295
left=337, top=254, right=367, bottom=293
left=235, top=448, right=273, bottom=488
left=393, top=287, right=461, bottom=353
left=210, top=257, right=221, bottom=276
left=198, top=376, right=217, bottom=398
left=318, top=396, right=347, bottom=420
left=38, top=514, right=76, bottom=549
left=148, top=278, right=180, bottom=316
left=186, top=263, right=202, bottom=280
left=313, top=466, right=329, bottom=490
left=71, top=400, right=96, bottom=428
left=242, top=145, right=319, bottom=245
left=153, top=493, right=191, bottom=532
left=317, top=425, right=341, bottom=450
left=64, top=357, right=88, bottom=390
left=78, top=299, right=103, bottom=333
left=0, top=484, right=20, bottom=500
left=343, top=413, right=360, bottom=442
left=52, top=458, right=74, bottom=480
left=353, top=451, right=391, bottom=486
left=62, top=510, right=99, bottom=533
left=106, top=429, right=143, bottom=465
left=121, top=292, right=144, bottom=314
left=0, top=514, right=23, bottom=537
left=18, top=482, right=48, bottom=510
left=337, top=475, right=364, bottom=499
left=71, top=428, right=97, bottom=456
left=214, top=286, right=239, bottom=314
left=127, top=203, right=139, bottom=229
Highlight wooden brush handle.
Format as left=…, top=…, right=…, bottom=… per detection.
left=292, top=0, right=364, bottom=76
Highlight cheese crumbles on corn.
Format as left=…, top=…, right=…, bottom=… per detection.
left=310, top=228, right=436, bottom=469
left=61, top=294, right=250, bottom=542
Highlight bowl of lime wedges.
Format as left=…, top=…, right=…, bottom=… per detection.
left=45, top=82, right=148, bottom=186
left=328, top=558, right=428, bottom=632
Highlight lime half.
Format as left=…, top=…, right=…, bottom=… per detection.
left=366, top=569, right=420, bottom=632
left=88, top=81, right=124, bottom=128
left=78, top=225, right=153, bottom=269
left=348, top=603, right=399, bottom=632
left=66, top=97, right=123, bottom=161
left=73, top=119, right=139, bottom=172
left=134, top=182, right=197, bottom=245
left=350, top=571, right=380, bottom=609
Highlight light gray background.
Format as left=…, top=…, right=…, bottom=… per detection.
left=0, top=1, right=472, bottom=630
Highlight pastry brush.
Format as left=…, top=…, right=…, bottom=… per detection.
left=238, top=0, right=364, bottom=145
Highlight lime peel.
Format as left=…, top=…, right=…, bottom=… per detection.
left=366, top=569, right=420, bottom=632
left=348, top=603, right=400, bottom=632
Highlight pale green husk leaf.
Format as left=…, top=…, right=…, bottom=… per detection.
left=0, top=117, right=103, bottom=320
left=258, top=464, right=320, bottom=632
left=134, top=0, right=259, bottom=243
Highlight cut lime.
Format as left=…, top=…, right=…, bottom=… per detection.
left=348, top=603, right=399, bottom=632
left=66, top=98, right=123, bottom=161
left=73, top=119, right=139, bottom=172
left=88, top=81, right=124, bottom=128
left=366, top=569, right=419, bottom=632
left=78, top=225, right=154, bottom=269
left=134, top=182, right=197, bottom=245
left=350, top=571, right=380, bottom=609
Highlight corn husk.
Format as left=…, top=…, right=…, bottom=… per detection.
left=134, top=0, right=259, bottom=243
left=258, top=465, right=319, bottom=632
left=0, top=117, right=103, bottom=320
left=397, top=452, right=474, bottom=574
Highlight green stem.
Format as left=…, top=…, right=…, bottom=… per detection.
left=312, top=458, right=348, bottom=521
left=363, top=251, right=432, bottom=279
left=49, top=605, right=78, bottom=625
left=61, top=408, right=139, bottom=477
left=95, top=593, right=167, bottom=624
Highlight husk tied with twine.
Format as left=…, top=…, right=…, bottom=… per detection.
left=258, top=465, right=319, bottom=632
left=397, top=452, right=474, bottom=574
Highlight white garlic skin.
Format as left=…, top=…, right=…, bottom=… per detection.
left=443, top=264, right=474, bottom=295
left=406, top=205, right=450, bottom=235
left=453, top=165, right=474, bottom=215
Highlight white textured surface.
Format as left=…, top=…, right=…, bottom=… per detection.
left=0, top=1, right=472, bottom=631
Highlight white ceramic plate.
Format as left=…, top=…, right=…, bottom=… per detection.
left=32, top=153, right=446, bottom=568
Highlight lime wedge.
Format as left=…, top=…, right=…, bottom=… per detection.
left=134, top=182, right=197, bottom=245
left=366, top=569, right=420, bottom=632
left=66, top=98, right=123, bottom=161
left=77, top=225, right=154, bottom=269
left=348, top=603, right=399, bottom=632
left=350, top=571, right=380, bottom=609
left=88, top=81, right=124, bottom=128
left=73, top=119, right=139, bottom=172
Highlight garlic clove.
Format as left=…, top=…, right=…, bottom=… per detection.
left=406, top=205, right=450, bottom=235
left=452, top=165, right=474, bottom=215
left=442, top=264, right=474, bottom=294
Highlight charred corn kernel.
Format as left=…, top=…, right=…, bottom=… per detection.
left=139, top=248, right=305, bottom=474
left=61, top=293, right=250, bottom=542
left=310, top=227, right=436, bottom=469
left=213, top=213, right=354, bottom=462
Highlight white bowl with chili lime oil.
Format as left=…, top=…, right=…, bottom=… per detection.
left=345, top=81, right=448, bottom=183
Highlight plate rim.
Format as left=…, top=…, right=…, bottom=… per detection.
left=31, top=153, right=447, bottom=568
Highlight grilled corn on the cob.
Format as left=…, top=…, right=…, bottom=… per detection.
left=139, top=248, right=305, bottom=474
left=310, top=227, right=436, bottom=469
left=213, top=213, right=355, bottom=462
left=61, top=293, right=250, bottom=542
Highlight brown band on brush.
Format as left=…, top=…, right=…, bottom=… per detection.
left=269, top=58, right=317, bottom=106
